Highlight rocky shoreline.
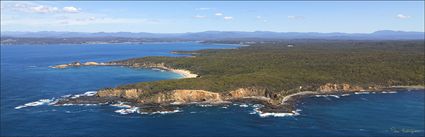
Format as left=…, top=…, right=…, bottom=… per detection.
left=50, top=61, right=198, bottom=78
left=49, top=61, right=424, bottom=116
left=51, top=81, right=424, bottom=115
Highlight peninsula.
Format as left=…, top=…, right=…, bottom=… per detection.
left=52, top=40, right=425, bottom=114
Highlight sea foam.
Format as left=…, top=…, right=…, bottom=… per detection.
left=15, top=98, right=57, bottom=109
left=115, top=107, right=139, bottom=115
left=15, top=91, right=98, bottom=109
left=250, top=105, right=300, bottom=118
left=355, top=92, right=370, bottom=95
left=315, top=95, right=340, bottom=98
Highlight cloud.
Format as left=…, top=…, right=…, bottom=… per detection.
left=29, top=5, right=58, bottom=13
left=396, top=14, right=410, bottom=19
left=1, top=16, right=155, bottom=26
left=62, top=6, right=80, bottom=13
left=194, top=15, right=206, bottom=19
left=2, top=2, right=81, bottom=14
left=287, top=15, right=304, bottom=20
left=196, top=7, right=211, bottom=10
left=215, top=13, right=223, bottom=16
left=223, top=16, right=233, bottom=20
left=256, top=16, right=267, bottom=22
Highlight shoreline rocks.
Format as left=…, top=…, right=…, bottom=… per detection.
left=50, top=61, right=115, bottom=69
left=53, top=84, right=424, bottom=114
left=50, top=61, right=198, bottom=78
left=48, top=62, right=424, bottom=114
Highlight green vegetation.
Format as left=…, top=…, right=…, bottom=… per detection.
left=114, top=40, right=424, bottom=94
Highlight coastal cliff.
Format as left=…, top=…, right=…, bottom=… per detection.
left=52, top=41, right=424, bottom=114
left=69, top=83, right=390, bottom=113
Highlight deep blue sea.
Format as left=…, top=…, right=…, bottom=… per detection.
left=1, top=42, right=424, bottom=137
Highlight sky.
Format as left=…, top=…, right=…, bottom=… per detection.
left=1, top=1, right=424, bottom=33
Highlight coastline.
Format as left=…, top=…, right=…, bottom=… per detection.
left=168, top=68, right=198, bottom=78
left=48, top=61, right=424, bottom=116
left=278, top=86, right=425, bottom=111
left=49, top=61, right=198, bottom=79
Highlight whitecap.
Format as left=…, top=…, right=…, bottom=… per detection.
left=58, top=103, right=106, bottom=106
left=341, top=94, right=350, bottom=96
left=252, top=104, right=264, bottom=108
left=250, top=107, right=300, bottom=118
left=70, top=91, right=97, bottom=99
left=382, top=91, right=398, bottom=94
left=355, top=92, right=370, bottom=94
left=110, top=101, right=132, bottom=108
left=138, top=109, right=182, bottom=115
left=259, top=112, right=296, bottom=117
left=16, top=91, right=99, bottom=109
left=170, top=102, right=183, bottom=105
left=239, top=104, right=249, bottom=107
left=15, top=98, right=56, bottom=109
left=151, top=109, right=182, bottom=114
left=198, top=104, right=213, bottom=107
left=115, top=107, right=139, bottom=115
left=315, top=95, right=340, bottom=98
left=221, top=106, right=228, bottom=109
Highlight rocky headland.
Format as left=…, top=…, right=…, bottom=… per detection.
left=48, top=40, right=424, bottom=115
left=52, top=73, right=421, bottom=114
left=50, top=61, right=198, bottom=78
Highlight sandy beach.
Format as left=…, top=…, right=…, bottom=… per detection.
left=168, top=68, right=198, bottom=78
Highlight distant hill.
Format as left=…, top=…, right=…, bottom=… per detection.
left=1, top=30, right=424, bottom=40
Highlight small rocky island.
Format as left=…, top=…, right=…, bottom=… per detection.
left=51, top=40, right=424, bottom=115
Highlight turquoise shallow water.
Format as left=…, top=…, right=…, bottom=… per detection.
left=1, top=43, right=424, bottom=136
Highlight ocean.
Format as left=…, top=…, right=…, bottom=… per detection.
left=1, top=42, right=424, bottom=136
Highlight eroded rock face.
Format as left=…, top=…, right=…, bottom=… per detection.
left=318, top=83, right=365, bottom=92
left=97, top=89, right=223, bottom=104
left=143, top=90, right=223, bottom=104
left=97, top=88, right=142, bottom=99
left=172, top=90, right=222, bottom=102
left=229, top=88, right=266, bottom=98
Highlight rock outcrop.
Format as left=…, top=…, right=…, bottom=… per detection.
left=229, top=88, right=263, bottom=98
left=97, top=88, right=142, bottom=99
left=50, top=61, right=112, bottom=69
left=318, top=83, right=372, bottom=92
left=172, top=90, right=222, bottom=103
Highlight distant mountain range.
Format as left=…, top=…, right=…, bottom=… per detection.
left=1, top=30, right=424, bottom=40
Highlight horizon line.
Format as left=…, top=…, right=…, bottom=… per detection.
left=2, top=30, right=425, bottom=34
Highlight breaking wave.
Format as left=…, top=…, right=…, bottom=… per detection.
left=14, top=98, right=57, bottom=109
left=251, top=107, right=301, bottom=118
left=14, top=91, right=97, bottom=109
left=115, top=107, right=140, bottom=115
left=382, top=91, right=398, bottom=94
left=355, top=92, right=370, bottom=94
left=70, top=91, right=97, bottom=99
left=114, top=107, right=182, bottom=115
left=315, top=95, right=340, bottom=98
left=239, top=104, right=249, bottom=107
left=248, top=104, right=299, bottom=117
